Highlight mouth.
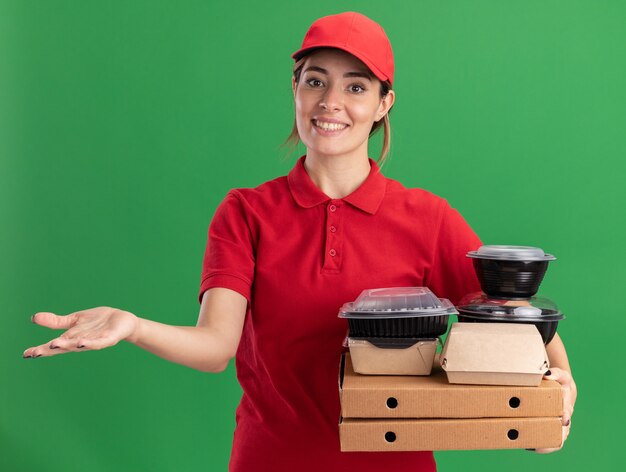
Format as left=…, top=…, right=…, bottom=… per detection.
left=312, top=119, right=349, bottom=133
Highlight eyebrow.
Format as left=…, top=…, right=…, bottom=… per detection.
left=302, top=66, right=373, bottom=81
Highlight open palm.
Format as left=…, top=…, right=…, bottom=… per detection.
left=23, top=307, right=138, bottom=358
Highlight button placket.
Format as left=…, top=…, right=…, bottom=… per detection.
left=323, top=200, right=343, bottom=271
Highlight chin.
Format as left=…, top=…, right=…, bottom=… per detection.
left=305, top=139, right=357, bottom=157
left=310, top=147, right=353, bottom=158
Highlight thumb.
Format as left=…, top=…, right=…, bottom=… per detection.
left=31, top=312, right=77, bottom=330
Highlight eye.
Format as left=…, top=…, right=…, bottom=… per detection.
left=349, top=83, right=366, bottom=93
left=305, top=78, right=324, bottom=88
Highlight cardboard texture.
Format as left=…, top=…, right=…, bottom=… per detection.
left=340, top=355, right=563, bottom=418
left=441, top=322, right=550, bottom=386
left=339, top=417, right=563, bottom=451
left=338, top=353, right=564, bottom=451
left=348, top=338, right=438, bottom=375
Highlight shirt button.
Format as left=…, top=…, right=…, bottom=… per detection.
left=329, top=225, right=337, bottom=233
left=329, top=249, right=337, bottom=257
left=329, top=204, right=337, bottom=212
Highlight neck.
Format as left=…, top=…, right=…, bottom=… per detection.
left=303, top=151, right=372, bottom=199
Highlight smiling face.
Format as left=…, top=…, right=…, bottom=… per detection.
left=292, top=48, right=395, bottom=162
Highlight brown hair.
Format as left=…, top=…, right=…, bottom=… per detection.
left=283, top=53, right=393, bottom=167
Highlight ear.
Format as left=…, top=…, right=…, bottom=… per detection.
left=292, top=77, right=297, bottom=98
left=375, top=89, right=395, bottom=122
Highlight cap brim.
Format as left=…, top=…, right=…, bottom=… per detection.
left=291, top=45, right=390, bottom=85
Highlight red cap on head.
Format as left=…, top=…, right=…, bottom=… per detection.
left=292, top=12, right=395, bottom=86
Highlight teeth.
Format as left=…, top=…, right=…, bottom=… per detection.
left=315, top=120, right=347, bottom=131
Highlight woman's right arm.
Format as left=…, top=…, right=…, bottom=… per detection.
left=22, top=287, right=247, bottom=373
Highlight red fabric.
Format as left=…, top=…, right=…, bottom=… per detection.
left=291, top=12, right=395, bottom=85
left=199, top=156, right=482, bottom=472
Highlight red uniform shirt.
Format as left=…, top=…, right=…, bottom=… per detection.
left=199, top=156, right=482, bottom=471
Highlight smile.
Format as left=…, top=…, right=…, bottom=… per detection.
left=313, top=120, right=348, bottom=132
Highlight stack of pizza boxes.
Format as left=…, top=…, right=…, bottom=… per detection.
left=338, top=246, right=565, bottom=451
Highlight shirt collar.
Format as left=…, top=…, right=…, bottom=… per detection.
left=287, top=155, right=387, bottom=215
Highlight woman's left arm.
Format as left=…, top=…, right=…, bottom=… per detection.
left=535, top=332, right=577, bottom=453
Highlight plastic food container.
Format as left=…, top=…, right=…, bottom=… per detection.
left=348, top=337, right=439, bottom=375
left=338, top=287, right=457, bottom=338
left=467, top=245, right=556, bottom=299
left=456, top=292, right=565, bottom=344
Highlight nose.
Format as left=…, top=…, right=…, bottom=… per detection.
left=319, top=83, right=343, bottom=111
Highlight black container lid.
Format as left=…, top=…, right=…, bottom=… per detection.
left=457, top=291, right=565, bottom=322
left=467, top=245, right=556, bottom=262
left=338, top=287, right=457, bottom=319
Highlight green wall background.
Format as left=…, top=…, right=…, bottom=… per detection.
left=2, top=0, right=624, bottom=470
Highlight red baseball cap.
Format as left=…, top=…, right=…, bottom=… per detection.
left=292, top=12, right=395, bottom=86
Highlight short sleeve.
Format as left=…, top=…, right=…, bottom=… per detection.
left=425, top=202, right=482, bottom=305
left=198, top=190, right=255, bottom=304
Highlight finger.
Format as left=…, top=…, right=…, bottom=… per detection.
left=561, top=386, right=573, bottom=425
left=47, top=336, right=86, bottom=351
left=543, top=367, right=572, bottom=384
left=544, top=368, right=574, bottom=425
left=534, top=447, right=560, bottom=454
left=48, top=329, right=119, bottom=352
left=563, top=423, right=571, bottom=443
left=31, top=312, right=79, bottom=330
left=534, top=423, right=569, bottom=454
left=534, top=444, right=562, bottom=453
left=23, top=341, right=71, bottom=358
left=72, top=332, right=120, bottom=351
left=23, top=325, right=87, bottom=357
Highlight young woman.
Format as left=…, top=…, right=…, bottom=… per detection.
left=23, top=12, right=576, bottom=471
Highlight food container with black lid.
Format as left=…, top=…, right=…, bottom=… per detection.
left=338, top=287, right=457, bottom=338
left=467, top=245, right=556, bottom=299
left=456, top=291, right=565, bottom=344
